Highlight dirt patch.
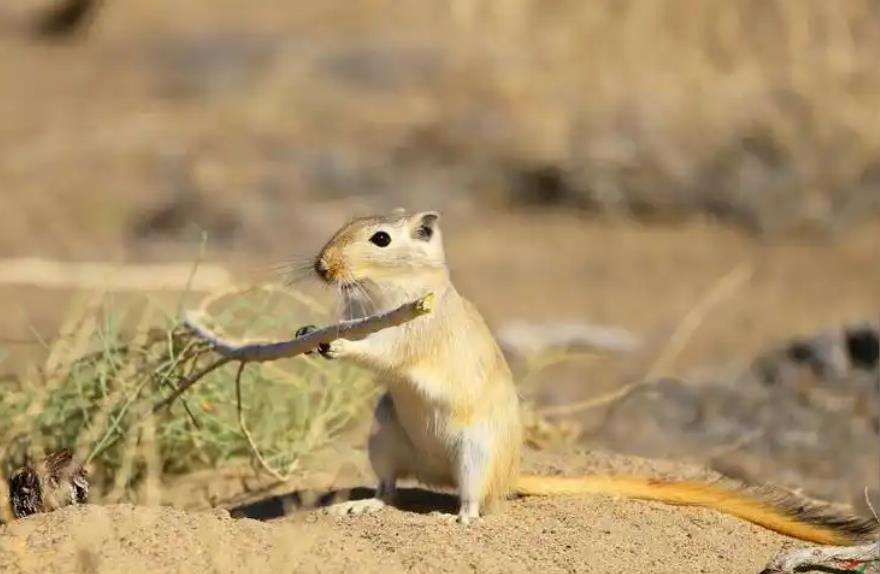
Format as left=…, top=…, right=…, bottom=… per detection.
left=0, top=448, right=807, bottom=574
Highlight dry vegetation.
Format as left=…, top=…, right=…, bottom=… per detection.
left=3, top=0, right=880, bottom=260
left=2, top=0, right=880, bottom=504
left=434, top=0, right=880, bottom=233
left=0, top=274, right=580, bottom=505
left=0, top=282, right=378, bottom=503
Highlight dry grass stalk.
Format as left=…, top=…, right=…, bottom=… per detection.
left=1, top=282, right=382, bottom=500
left=538, top=262, right=752, bottom=417
left=234, top=362, right=291, bottom=482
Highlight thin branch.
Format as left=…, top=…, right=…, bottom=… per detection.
left=152, top=357, right=233, bottom=412
left=152, top=292, right=434, bottom=412
left=181, top=292, right=434, bottom=362
left=235, top=362, right=292, bottom=482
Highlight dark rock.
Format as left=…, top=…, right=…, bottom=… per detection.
left=588, top=319, right=880, bottom=509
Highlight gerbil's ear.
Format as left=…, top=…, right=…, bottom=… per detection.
left=412, top=211, right=440, bottom=241
left=415, top=211, right=439, bottom=226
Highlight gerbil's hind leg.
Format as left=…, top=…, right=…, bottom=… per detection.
left=325, top=394, right=411, bottom=517
left=453, top=426, right=491, bottom=525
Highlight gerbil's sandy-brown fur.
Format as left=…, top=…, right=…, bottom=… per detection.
left=300, top=209, right=875, bottom=544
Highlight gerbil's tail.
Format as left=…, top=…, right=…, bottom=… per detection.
left=514, top=474, right=877, bottom=546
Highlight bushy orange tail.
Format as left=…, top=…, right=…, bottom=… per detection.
left=515, top=474, right=876, bottom=546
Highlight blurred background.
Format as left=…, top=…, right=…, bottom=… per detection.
left=0, top=0, right=878, bottom=514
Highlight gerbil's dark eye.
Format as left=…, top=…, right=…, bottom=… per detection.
left=369, top=231, right=391, bottom=247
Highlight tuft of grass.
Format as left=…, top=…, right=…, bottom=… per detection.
left=0, top=284, right=377, bottom=501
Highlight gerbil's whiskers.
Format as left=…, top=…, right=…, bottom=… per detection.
left=350, top=282, right=374, bottom=318
left=272, top=256, right=317, bottom=287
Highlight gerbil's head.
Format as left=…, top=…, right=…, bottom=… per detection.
left=314, top=210, right=445, bottom=287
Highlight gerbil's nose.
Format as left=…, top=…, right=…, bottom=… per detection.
left=314, top=258, right=330, bottom=281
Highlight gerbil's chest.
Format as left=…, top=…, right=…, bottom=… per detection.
left=386, top=382, right=460, bottom=460
left=387, top=367, right=457, bottom=424
left=389, top=359, right=488, bottom=419
left=387, top=360, right=510, bottom=432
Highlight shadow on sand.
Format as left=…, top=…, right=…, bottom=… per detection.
left=228, top=486, right=458, bottom=520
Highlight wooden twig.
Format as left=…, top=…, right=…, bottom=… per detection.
left=234, top=362, right=293, bottom=482
left=152, top=356, right=231, bottom=412
left=761, top=541, right=880, bottom=573
left=153, top=293, right=434, bottom=412
left=181, top=293, right=434, bottom=362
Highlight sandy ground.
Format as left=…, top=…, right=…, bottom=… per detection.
left=0, top=448, right=807, bottom=574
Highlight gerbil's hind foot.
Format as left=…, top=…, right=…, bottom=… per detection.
left=457, top=499, right=481, bottom=526
left=454, top=513, right=481, bottom=526
left=324, top=498, right=387, bottom=517
left=433, top=500, right=481, bottom=526
left=432, top=512, right=482, bottom=526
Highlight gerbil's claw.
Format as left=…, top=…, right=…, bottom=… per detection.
left=316, top=338, right=351, bottom=360
left=434, top=512, right=481, bottom=526
left=456, top=513, right=482, bottom=526
left=318, top=341, right=341, bottom=360
left=295, top=325, right=330, bottom=356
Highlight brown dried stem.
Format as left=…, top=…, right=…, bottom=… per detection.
left=538, top=263, right=752, bottom=417
left=153, top=293, right=434, bottom=412
left=234, top=362, right=292, bottom=482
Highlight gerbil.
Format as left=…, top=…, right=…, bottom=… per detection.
left=295, top=209, right=874, bottom=545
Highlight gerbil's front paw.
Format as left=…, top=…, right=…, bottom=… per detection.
left=295, top=325, right=330, bottom=357
left=318, top=339, right=351, bottom=360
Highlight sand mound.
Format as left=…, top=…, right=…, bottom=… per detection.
left=0, top=450, right=808, bottom=574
